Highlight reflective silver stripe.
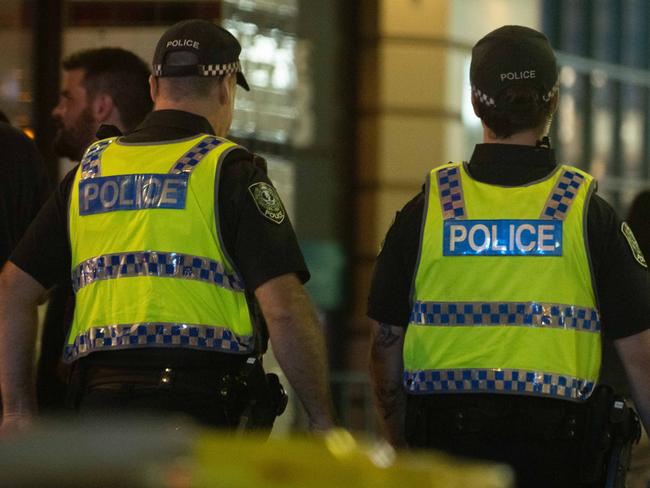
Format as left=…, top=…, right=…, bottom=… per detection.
left=437, top=166, right=466, bottom=220
left=72, top=251, right=244, bottom=293
left=404, top=368, right=595, bottom=401
left=540, top=168, right=585, bottom=220
left=410, top=301, right=600, bottom=332
left=80, top=139, right=115, bottom=180
left=64, top=322, right=253, bottom=362
left=168, top=135, right=223, bottom=174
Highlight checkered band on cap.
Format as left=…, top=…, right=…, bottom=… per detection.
left=153, top=61, right=242, bottom=78
left=80, top=139, right=116, bottom=180
left=540, top=169, right=585, bottom=220
left=71, top=251, right=244, bottom=293
left=64, top=322, right=253, bottom=362
left=168, top=136, right=224, bottom=174
left=472, top=76, right=559, bottom=109
left=542, top=78, right=560, bottom=102
left=436, top=166, right=467, bottom=220
left=471, top=85, right=496, bottom=108
left=410, top=300, right=600, bottom=332
left=200, top=61, right=241, bottom=77
left=403, top=368, right=595, bottom=401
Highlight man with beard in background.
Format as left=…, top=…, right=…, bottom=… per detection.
left=38, top=48, right=153, bottom=411
left=52, top=47, right=152, bottom=161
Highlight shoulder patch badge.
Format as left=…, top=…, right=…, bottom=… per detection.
left=248, top=182, right=286, bottom=224
left=621, top=222, right=647, bottom=268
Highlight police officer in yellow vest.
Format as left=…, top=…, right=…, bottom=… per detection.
left=0, top=20, right=334, bottom=434
left=369, top=25, right=650, bottom=487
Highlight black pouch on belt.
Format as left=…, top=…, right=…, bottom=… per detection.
left=236, top=357, right=288, bottom=431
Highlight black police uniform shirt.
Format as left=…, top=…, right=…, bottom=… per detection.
left=0, top=121, right=48, bottom=267
left=368, top=143, right=650, bottom=342
left=10, top=110, right=309, bottom=368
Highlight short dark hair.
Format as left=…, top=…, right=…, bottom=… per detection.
left=62, top=48, right=153, bottom=131
left=473, top=85, right=557, bottom=139
left=155, top=51, right=224, bottom=101
left=158, top=76, right=224, bottom=101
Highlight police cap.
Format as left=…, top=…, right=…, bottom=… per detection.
left=470, top=25, right=557, bottom=109
left=153, top=19, right=250, bottom=91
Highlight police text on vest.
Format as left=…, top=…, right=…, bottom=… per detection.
left=443, top=220, right=563, bottom=256
left=79, top=173, right=189, bottom=215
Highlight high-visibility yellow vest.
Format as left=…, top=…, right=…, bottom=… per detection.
left=404, top=162, right=600, bottom=401
left=65, top=134, right=255, bottom=362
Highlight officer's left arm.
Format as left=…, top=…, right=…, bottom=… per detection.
left=0, top=261, right=47, bottom=436
left=369, top=319, right=407, bottom=447
left=615, top=329, right=650, bottom=435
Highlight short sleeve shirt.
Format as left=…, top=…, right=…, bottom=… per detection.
left=368, top=143, right=650, bottom=340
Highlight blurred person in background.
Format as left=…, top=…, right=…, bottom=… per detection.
left=369, top=25, right=650, bottom=487
left=38, top=48, right=153, bottom=412
left=0, top=20, right=334, bottom=434
left=0, top=112, right=49, bottom=416
left=0, top=114, right=48, bottom=269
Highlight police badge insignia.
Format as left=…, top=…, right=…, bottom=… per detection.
left=621, top=222, right=647, bottom=268
left=248, top=182, right=286, bottom=224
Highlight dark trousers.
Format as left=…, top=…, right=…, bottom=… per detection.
left=71, top=364, right=248, bottom=430
left=406, top=394, right=604, bottom=488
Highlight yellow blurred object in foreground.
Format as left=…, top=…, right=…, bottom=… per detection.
left=187, top=429, right=514, bottom=488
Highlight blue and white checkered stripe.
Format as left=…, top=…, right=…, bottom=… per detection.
left=168, top=136, right=223, bottom=174
left=80, top=139, right=115, bottom=180
left=72, top=251, right=244, bottom=293
left=404, top=368, right=595, bottom=401
left=64, top=322, right=253, bottom=362
left=540, top=169, right=585, bottom=220
left=437, top=166, right=466, bottom=220
left=410, top=301, right=600, bottom=332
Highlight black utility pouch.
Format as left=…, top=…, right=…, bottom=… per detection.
left=236, top=357, right=288, bottom=432
left=579, top=385, right=642, bottom=485
left=603, top=395, right=641, bottom=488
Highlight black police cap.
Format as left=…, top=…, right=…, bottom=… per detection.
left=470, top=25, right=558, bottom=109
left=153, top=19, right=250, bottom=91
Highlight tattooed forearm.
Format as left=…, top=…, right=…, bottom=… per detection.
left=375, top=384, right=406, bottom=421
left=369, top=320, right=407, bottom=445
left=374, top=322, right=400, bottom=348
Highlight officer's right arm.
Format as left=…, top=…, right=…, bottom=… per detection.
left=615, top=328, right=650, bottom=435
left=0, top=262, right=46, bottom=436
left=369, top=320, right=407, bottom=447
left=255, top=272, right=335, bottom=432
